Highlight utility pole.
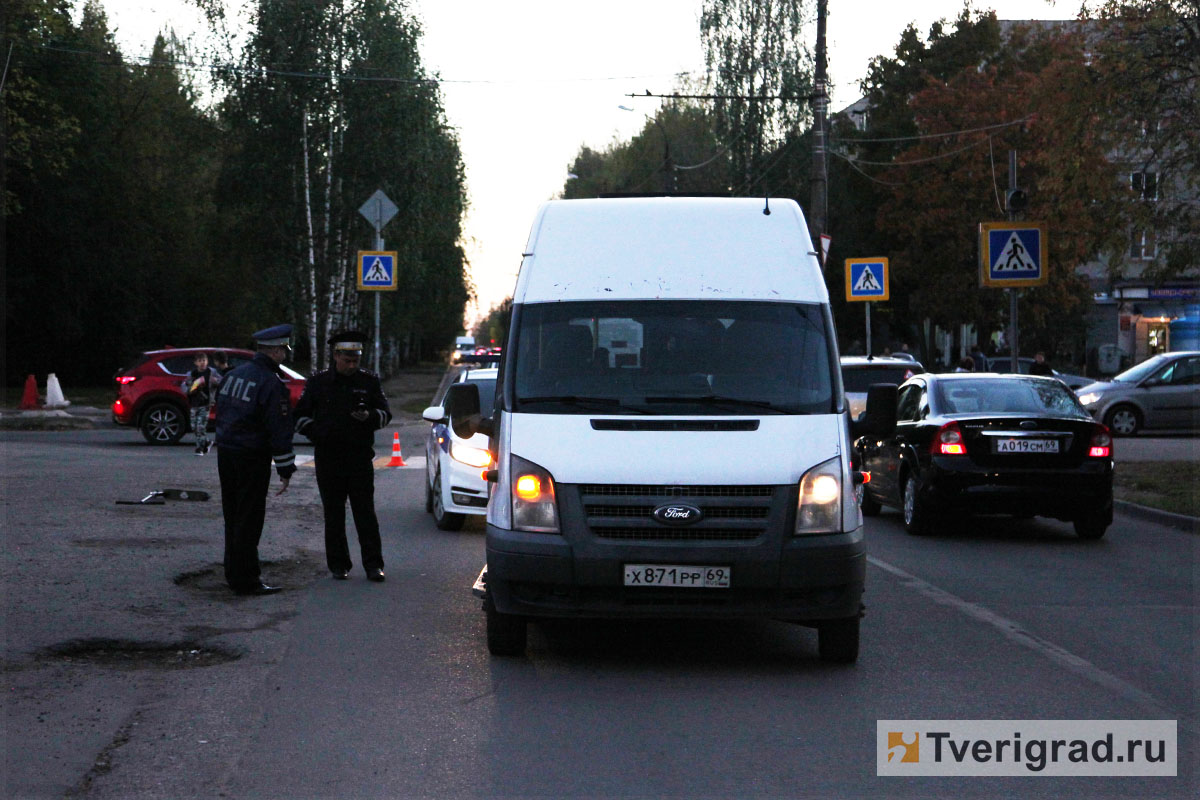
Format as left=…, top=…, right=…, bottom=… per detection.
left=809, top=0, right=829, bottom=270
left=1007, top=150, right=1021, bottom=374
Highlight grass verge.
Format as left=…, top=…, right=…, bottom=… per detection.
left=1114, top=460, right=1198, bottom=518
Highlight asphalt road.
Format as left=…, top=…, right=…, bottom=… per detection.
left=2, top=424, right=1196, bottom=799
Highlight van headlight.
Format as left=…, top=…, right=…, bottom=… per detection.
left=450, top=440, right=491, bottom=468
left=795, top=456, right=842, bottom=535
left=511, top=454, right=560, bottom=533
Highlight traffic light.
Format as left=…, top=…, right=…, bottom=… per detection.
left=1005, top=188, right=1028, bottom=215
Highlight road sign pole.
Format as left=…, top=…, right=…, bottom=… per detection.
left=865, top=301, right=872, bottom=356
left=374, top=228, right=383, bottom=373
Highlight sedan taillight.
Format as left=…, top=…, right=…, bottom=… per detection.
left=933, top=422, right=967, bottom=456
left=1088, top=425, right=1113, bottom=458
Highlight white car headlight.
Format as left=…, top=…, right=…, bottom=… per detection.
left=450, top=440, right=491, bottom=468
left=1077, top=392, right=1101, bottom=406
left=795, top=456, right=842, bottom=535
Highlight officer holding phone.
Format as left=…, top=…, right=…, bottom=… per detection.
left=293, top=331, right=392, bottom=582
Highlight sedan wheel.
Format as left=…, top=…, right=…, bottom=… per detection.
left=431, top=468, right=466, bottom=531
left=140, top=403, right=185, bottom=445
left=902, top=473, right=935, bottom=536
left=1105, top=404, right=1141, bottom=436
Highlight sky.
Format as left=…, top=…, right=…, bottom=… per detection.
left=95, top=0, right=1072, bottom=329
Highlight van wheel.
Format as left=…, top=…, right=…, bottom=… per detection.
left=818, top=617, right=859, bottom=664
left=431, top=468, right=465, bottom=531
left=140, top=403, right=186, bottom=445
left=485, top=598, right=527, bottom=656
left=902, top=473, right=936, bottom=536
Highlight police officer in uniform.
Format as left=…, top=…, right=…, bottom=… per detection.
left=294, top=331, right=393, bottom=582
left=214, top=324, right=297, bottom=595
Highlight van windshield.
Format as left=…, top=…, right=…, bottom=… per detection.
left=511, top=300, right=836, bottom=415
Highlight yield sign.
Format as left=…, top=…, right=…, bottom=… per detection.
left=980, top=222, right=1047, bottom=287
left=845, top=258, right=890, bottom=302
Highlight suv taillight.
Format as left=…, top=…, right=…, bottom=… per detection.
left=116, top=375, right=137, bottom=384
left=1088, top=425, right=1112, bottom=458
left=932, top=422, right=967, bottom=456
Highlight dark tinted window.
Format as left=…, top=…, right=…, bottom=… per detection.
left=159, top=355, right=199, bottom=375
left=934, top=377, right=1087, bottom=417
left=512, top=300, right=835, bottom=415
left=896, top=384, right=922, bottom=421
left=842, top=364, right=921, bottom=393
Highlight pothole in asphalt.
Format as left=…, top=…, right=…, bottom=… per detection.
left=174, top=552, right=327, bottom=597
left=41, top=639, right=241, bottom=670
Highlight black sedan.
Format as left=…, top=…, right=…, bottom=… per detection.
left=853, top=373, right=1114, bottom=539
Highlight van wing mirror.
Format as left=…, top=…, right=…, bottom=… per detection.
left=862, top=383, right=899, bottom=438
left=444, top=383, right=495, bottom=439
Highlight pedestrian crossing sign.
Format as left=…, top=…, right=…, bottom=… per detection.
left=845, top=258, right=889, bottom=302
left=980, top=222, right=1047, bottom=288
left=357, top=250, right=398, bottom=291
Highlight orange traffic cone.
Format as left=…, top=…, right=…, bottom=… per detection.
left=19, top=375, right=40, bottom=409
left=387, top=431, right=406, bottom=467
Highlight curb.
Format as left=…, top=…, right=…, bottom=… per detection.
left=1114, top=499, right=1199, bottom=533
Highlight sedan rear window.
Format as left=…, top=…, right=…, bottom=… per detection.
left=934, top=378, right=1088, bottom=417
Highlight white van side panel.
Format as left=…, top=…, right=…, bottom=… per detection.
left=515, top=198, right=826, bottom=304
left=507, top=414, right=840, bottom=485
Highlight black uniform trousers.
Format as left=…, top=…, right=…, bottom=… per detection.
left=315, top=453, right=383, bottom=573
left=218, top=448, right=272, bottom=590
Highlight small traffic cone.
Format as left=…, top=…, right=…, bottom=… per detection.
left=45, top=373, right=70, bottom=408
left=19, top=375, right=41, bottom=409
left=387, top=431, right=406, bottom=467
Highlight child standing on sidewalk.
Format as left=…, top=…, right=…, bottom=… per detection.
left=183, top=352, right=219, bottom=454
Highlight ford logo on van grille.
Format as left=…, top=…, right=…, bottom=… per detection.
left=652, top=503, right=704, bottom=526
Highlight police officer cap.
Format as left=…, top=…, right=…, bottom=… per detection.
left=328, top=329, right=367, bottom=353
left=253, top=324, right=293, bottom=347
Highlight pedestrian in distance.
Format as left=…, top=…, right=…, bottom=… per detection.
left=183, top=352, right=218, bottom=455
left=294, top=330, right=393, bottom=583
left=1030, top=351, right=1055, bottom=376
left=214, top=325, right=297, bottom=596
left=956, top=356, right=975, bottom=373
left=971, top=343, right=988, bottom=372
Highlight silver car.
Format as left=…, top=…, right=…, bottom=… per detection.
left=840, top=355, right=924, bottom=419
left=1076, top=351, right=1200, bottom=435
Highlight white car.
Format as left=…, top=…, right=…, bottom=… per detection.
left=422, top=367, right=497, bottom=529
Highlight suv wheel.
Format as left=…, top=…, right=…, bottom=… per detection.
left=140, top=403, right=186, bottom=445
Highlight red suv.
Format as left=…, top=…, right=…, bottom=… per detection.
left=112, top=347, right=307, bottom=444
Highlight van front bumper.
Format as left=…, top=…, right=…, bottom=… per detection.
left=485, top=523, right=864, bottom=622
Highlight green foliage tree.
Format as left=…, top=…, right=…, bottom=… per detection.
left=874, top=24, right=1121, bottom=361
left=4, top=1, right=227, bottom=384
left=562, top=104, right=726, bottom=198
left=209, top=0, right=468, bottom=372
left=700, top=0, right=814, bottom=190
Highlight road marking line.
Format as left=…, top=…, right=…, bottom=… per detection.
left=867, top=555, right=1192, bottom=732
